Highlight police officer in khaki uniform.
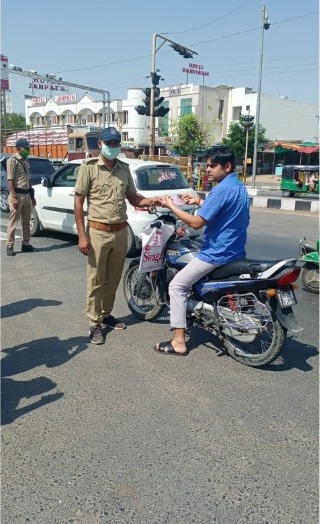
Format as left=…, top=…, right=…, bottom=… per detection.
left=74, top=127, right=162, bottom=345
left=6, top=138, right=37, bottom=256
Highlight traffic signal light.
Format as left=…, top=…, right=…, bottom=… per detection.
left=243, top=115, right=255, bottom=129
left=170, top=43, right=194, bottom=59
left=134, top=87, right=151, bottom=116
left=135, top=86, right=169, bottom=117
left=154, top=106, right=170, bottom=117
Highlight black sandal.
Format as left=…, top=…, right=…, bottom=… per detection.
left=154, top=340, right=188, bottom=356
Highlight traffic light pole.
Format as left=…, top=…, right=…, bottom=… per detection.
left=149, top=33, right=197, bottom=156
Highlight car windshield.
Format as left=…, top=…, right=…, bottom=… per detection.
left=135, top=166, right=189, bottom=191
left=28, top=159, right=55, bottom=175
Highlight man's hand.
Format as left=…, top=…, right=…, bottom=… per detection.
left=32, top=197, right=37, bottom=207
left=11, top=195, right=19, bottom=209
left=179, top=194, right=199, bottom=206
left=78, top=234, right=91, bottom=256
left=160, top=196, right=175, bottom=210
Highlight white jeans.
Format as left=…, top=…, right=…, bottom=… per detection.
left=169, top=257, right=218, bottom=328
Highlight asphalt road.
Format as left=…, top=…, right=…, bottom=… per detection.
left=1, top=209, right=319, bottom=524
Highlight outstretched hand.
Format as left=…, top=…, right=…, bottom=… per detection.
left=160, top=195, right=176, bottom=210
left=179, top=194, right=199, bottom=206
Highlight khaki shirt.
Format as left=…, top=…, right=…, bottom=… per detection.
left=6, top=154, right=31, bottom=190
left=75, top=156, right=137, bottom=223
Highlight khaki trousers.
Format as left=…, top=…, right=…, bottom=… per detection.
left=6, top=194, right=32, bottom=246
left=86, top=227, right=128, bottom=326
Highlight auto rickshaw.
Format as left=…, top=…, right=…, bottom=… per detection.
left=281, top=165, right=319, bottom=197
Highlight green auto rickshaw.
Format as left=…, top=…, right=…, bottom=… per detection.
left=281, top=165, right=319, bottom=197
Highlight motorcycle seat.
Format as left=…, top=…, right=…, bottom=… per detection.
left=208, top=258, right=295, bottom=280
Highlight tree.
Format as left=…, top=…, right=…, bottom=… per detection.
left=223, top=116, right=268, bottom=159
left=170, top=114, right=211, bottom=157
left=4, top=113, right=27, bottom=131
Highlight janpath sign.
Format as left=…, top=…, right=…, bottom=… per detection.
left=182, top=63, right=209, bottom=77
left=29, top=77, right=67, bottom=92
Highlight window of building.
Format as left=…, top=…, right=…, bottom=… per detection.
left=122, top=132, right=129, bottom=141
left=180, top=98, right=192, bottom=117
left=218, top=100, right=224, bottom=120
left=246, top=105, right=250, bottom=112
left=123, top=111, right=128, bottom=124
left=87, top=113, right=95, bottom=123
left=232, top=106, right=242, bottom=120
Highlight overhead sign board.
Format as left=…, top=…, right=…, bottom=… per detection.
left=182, top=63, right=209, bottom=77
left=28, top=77, right=67, bottom=92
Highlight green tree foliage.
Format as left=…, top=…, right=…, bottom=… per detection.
left=170, top=114, right=210, bottom=157
left=223, top=116, right=268, bottom=158
left=5, top=113, right=27, bottom=130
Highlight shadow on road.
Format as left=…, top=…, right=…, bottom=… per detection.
left=168, top=326, right=318, bottom=372
left=1, top=376, right=64, bottom=425
left=1, top=335, right=88, bottom=425
left=1, top=298, right=63, bottom=319
left=1, top=335, right=88, bottom=377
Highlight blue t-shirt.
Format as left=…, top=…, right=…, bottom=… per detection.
left=197, top=173, right=250, bottom=264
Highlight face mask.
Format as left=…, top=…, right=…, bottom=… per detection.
left=20, top=149, right=30, bottom=158
left=101, top=144, right=121, bottom=160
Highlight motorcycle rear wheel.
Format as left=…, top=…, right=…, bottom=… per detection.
left=122, top=262, right=165, bottom=320
left=222, top=311, right=286, bottom=368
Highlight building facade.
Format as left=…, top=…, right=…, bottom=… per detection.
left=24, top=84, right=318, bottom=148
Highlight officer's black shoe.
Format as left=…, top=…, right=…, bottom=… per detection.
left=21, top=244, right=36, bottom=253
left=6, top=246, right=16, bottom=256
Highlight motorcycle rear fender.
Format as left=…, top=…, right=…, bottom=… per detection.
left=275, top=303, right=303, bottom=333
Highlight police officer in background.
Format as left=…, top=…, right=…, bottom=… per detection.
left=6, top=138, right=37, bottom=256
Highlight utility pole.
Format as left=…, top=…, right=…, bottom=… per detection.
left=252, top=2, right=270, bottom=187
left=242, top=115, right=255, bottom=185
left=7, top=66, right=111, bottom=128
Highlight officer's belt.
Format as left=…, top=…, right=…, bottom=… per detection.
left=15, top=188, right=31, bottom=194
left=88, top=220, right=128, bottom=232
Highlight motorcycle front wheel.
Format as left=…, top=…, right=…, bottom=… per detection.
left=122, top=261, right=165, bottom=320
left=301, top=266, right=319, bottom=294
left=222, top=310, right=287, bottom=368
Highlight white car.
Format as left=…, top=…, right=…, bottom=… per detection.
left=31, top=157, right=202, bottom=255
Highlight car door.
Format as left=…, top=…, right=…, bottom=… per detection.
left=39, top=163, right=81, bottom=233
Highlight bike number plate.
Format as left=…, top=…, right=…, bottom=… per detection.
left=277, top=289, right=297, bottom=308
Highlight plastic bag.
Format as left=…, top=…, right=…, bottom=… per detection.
left=139, top=223, right=175, bottom=273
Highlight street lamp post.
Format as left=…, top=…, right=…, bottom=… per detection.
left=252, top=2, right=270, bottom=188
left=149, top=33, right=197, bottom=156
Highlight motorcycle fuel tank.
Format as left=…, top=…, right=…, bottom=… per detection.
left=166, top=238, right=201, bottom=267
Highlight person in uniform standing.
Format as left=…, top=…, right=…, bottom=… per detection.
left=6, top=138, right=37, bottom=256
left=74, top=127, right=162, bottom=345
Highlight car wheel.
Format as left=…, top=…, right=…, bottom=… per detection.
left=1, top=190, right=9, bottom=212
left=126, top=225, right=137, bottom=257
left=282, top=190, right=294, bottom=197
left=30, top=208, right=42, bottom=236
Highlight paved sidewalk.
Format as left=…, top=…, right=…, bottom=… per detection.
left=245, top=173, right=281, bottom=189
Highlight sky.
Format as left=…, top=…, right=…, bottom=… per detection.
left=1, top=0, right=319, bottom=116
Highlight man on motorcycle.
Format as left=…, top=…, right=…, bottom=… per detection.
left=154, top=146, right=250, bottom=356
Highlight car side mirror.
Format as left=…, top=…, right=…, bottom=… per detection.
left=41, top=177, right=51, bottom=188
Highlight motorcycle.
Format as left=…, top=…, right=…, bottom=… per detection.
left=123, top=210, right=302, bottom=368
left=299, top=237, right=319, bottom=294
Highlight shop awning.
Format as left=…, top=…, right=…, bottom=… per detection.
left=275, top=142, right=319, bottom=154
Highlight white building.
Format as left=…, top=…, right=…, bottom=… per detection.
left=228, top=87, right=318, bottom=142
left=24, top=84, right=318, bottom=147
